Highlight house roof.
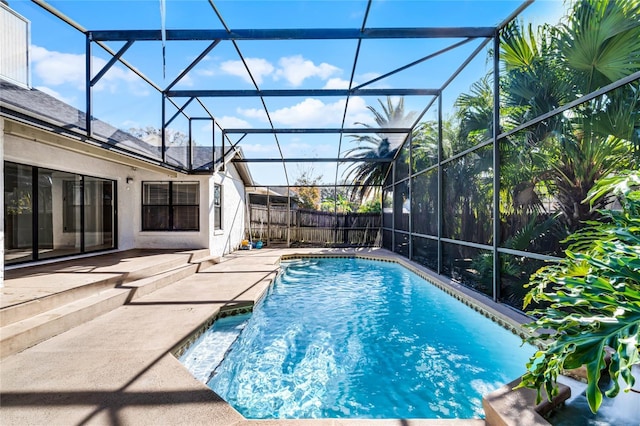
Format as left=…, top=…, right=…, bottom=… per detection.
left=0, top=80, right=254, bottom=186
left=1, top=80, right=160, bottom=159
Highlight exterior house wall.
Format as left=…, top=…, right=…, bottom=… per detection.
left=130, top=169, right=210, bottom=250
left=209, top=165, right=247, bottom=258
left=2, top=124, right=247, bottom=268
left=1, top=118, right=5, bottom=285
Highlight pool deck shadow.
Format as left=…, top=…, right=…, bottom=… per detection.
left=0, top=247, right=540, bottom=425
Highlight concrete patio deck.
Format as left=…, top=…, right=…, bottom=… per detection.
left=0, top=247, right=532, bottom=425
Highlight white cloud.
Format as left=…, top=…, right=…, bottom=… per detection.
left=344, top=96, right=376, bottom=127
left=194, top=54, right=218, bottom=77
left=240, top=143, right=277, bottom=154
left=237, top=107, right=269, bottom=123
left=31, top=46, right=85, bottom=88
left=239, top=97, right=372, bottom=128
left=216, top=116, right=252, bottom=129
left=196, top=68, right=216, bottom=77
left=323, top=78, right=351, bottom=89
left=173, top=72, right=194, bottom=87
left=199, top=116, right=252, bottom=132
left=30, top=45, right=139, bottom=94
left=358, top=72, right=381, bottom=83
left=281, top=142, right=335, bottom=158
left=218, top=55, right=341, bottom=87
left=220, top=58, right=274, bottom=84
left=268, top=98, right=340, bottom=126
left=275, top=55, right=340, bottom=86
left=283, top=142, right=313, bottom=154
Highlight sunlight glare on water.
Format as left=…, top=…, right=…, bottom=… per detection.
left=204, top=258, right=535, bottom=419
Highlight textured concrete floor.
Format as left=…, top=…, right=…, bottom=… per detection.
left=1, top=248, right=491, bottom=425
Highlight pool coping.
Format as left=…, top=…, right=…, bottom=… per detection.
left=175, top=249, right=569, bottom=426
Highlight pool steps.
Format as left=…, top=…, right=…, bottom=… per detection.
left=0, top=249, right=219, bottom=359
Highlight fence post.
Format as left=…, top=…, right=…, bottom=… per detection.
left=343, top=213, right=349, bottom=245
left=287, top=191, right=291, bottom=247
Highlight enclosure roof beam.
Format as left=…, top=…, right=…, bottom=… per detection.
left=166, top=88, right=438, bottom=97
left=165, top=39, right=221, bottom=91
left=233, top=157, right=392, bottom=163
left=88, top=27, right=496, bottom=42
left=247, top=184, right=380, bottom=189
left=224, top=127, right=412, bottom=134
left=33, top=0, right=163, bottom=92
left=90, top=40, right=135, bottom=87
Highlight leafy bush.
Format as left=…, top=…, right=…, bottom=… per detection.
left=357, top=198, right=382, bottom=213
left=517, top=171, right=640, bottom=413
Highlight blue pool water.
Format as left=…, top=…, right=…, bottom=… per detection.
left=188, top=257, right=535, bottom=419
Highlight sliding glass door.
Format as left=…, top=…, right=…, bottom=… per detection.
left=4, top=162, right=116, bottom=265
left=38, top=169, right=82, bottom=260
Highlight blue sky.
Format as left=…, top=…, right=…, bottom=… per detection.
left=9, top=0, right=565, bottom=186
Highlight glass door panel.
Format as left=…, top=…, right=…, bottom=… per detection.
left=4, top=163, right=34, bottom=264
left=84, top=177, right=115, bottom=252
left=38, top=170, right=81, bottom=260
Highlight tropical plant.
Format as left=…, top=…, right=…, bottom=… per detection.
left=343, top=96, right=417, bottom=200
left=538, top=116, right=633, bottom=231
left=500, top=21, right=571, bottom=140
left=320, top=193, right=353, bottom=213
left=558, top=0, right=640, bottom=93
left=294, top=167, right=322, bottom=210
left=517, top=170, right=640, bottom=413
left=410, top=120, right=439, bottom=172
left=357, top=197, right=382, bottom=213
left=499, top=20, right=571, bottom=221
left=497, top=0, right=640, bottom=244
left=454, top=75, right=495, bottom=150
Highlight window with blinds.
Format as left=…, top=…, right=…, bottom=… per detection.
left=142, top=181, right=199, bottom=231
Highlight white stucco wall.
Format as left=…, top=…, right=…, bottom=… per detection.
left=3, top=127, right=247, bottom=261
left=132, top=168, right=210, bottom=250
left=209, top=164, right=247, bottom=258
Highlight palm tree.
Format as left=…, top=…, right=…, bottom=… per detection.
left=499, top=0, right=640, bottom=233
left=539, top=0, right=639, bottom=230
left=454, top=75, right=495, bottom=152
left=343, top=97, right=417, bottom=200
left=559, top=0, right=640, bottom=94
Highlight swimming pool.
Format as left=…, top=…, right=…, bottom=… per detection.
left=182, top=257, right=535, bottom=419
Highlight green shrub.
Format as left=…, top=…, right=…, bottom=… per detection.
left=517, top=171, right=640, bottom=413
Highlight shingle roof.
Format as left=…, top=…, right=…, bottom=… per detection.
left=0, top=80, right=253, bottom=185
left=1, top=80, right=161, bottom=158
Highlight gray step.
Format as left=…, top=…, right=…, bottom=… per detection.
left=194, top=255, right=220, bottom=271
left=1, top=256, right=192, bottom=327
left=184, top=248, right=213, bottom=263
left=0, top=263, right=198, bottom=359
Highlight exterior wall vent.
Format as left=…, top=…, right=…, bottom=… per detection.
left=0, top=2, right=30, bottom=88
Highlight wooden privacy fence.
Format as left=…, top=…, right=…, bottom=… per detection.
left=247, top=205, right=381, bottom=247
